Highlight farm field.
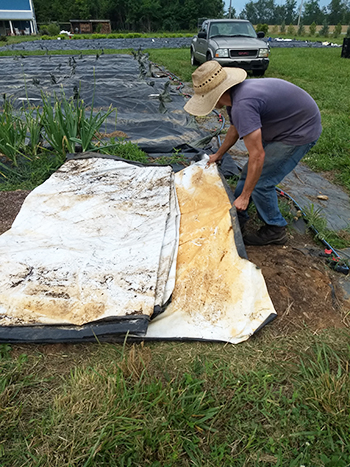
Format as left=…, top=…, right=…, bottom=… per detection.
left=1, top=43, right=350, bottom=466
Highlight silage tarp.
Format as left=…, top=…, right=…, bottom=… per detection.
left=147, top=157, right=276, bottom=343
left=0, top=156, right=179, bottom=336
left=0, top=155, right=276, bottom=343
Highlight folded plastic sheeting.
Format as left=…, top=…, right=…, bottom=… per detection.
left=0, top=157, right=179, bottom=330
left=147, top=158, right=277, bottom=343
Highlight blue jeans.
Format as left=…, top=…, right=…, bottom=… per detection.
left=234, top=139, right=318, bottom=227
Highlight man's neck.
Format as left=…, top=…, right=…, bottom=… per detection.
left=221, top=90, right=232, bottom=107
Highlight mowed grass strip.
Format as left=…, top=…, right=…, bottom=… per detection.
left=1, top=330, right=350, bottom=466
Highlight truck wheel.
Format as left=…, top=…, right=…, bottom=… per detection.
left=206, top=52, right=213, bottom=61
left=252, top=70, right=265, bottom=76
left=190, top=49, right=200, bottom=66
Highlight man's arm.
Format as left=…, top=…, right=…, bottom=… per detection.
left=208, top=125, right=239, bottom=164
left=234, top=128, right=265, bottom=212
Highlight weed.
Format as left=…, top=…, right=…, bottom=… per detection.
left=98, top=138, right=149, bottom=164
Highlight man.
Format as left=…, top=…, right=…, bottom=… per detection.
left=184, top=61, right=322, bottom=246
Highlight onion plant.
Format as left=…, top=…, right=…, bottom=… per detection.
left=0, top=98, right=27, bottom=166
left=41, top=90, right=116, bottom=158
left=41, top=91, right=79, bottom=158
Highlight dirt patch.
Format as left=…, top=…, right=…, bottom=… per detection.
left=0, top=190, right=31, bottom=233
left=245, top=231, right=347, bottom=334
left=0, top=190, right=348, bottom=336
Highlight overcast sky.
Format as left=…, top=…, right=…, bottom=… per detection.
left=224, top=0, right=330, bottom=16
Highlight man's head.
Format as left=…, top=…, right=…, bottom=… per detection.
left=184, top=61, right=247, bottom=117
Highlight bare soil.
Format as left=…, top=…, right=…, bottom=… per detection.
left=0, top=189, right=348, bottom=336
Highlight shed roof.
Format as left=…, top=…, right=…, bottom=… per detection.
left=0, top=0, right=35, bottom=20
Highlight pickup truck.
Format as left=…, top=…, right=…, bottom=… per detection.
left=190, top=19, right=270, bottom=76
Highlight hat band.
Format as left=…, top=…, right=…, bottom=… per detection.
left=193, top=66, right=227, bottom=95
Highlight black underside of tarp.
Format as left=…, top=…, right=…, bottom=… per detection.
left=0, top=316, right=149, bottom=344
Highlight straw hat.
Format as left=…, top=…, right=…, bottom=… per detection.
left=184, top=61, right=247, bottom=116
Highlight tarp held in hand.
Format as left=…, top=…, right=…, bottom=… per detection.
left=0, top=154, right=276, bottom=343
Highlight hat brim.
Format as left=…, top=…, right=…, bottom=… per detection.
left=184, top=66, right=247, bottom=117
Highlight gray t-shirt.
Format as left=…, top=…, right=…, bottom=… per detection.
left=227, top=78, right=322, bottom=145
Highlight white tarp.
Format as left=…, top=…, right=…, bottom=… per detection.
left=147, top=158, right=276, bottom=343
left=0, top=156, right=276, bottom=343
left=0, top=157, right=179, bottom=326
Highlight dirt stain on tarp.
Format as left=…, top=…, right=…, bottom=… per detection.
left=165, top=164, right=274, bottom=337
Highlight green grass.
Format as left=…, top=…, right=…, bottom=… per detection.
left=1, top=330, right=350, bottom=466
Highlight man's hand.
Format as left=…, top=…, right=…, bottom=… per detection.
left=208, top=153, right=222, bottom=165
left=234, top=194, right=250, bottom=211
left=207, top=125, right=239, bottom=166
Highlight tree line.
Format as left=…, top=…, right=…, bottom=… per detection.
left=33, top=0, right=224, bottom=32
left=239, top=0, right=350, bottom=26
left=33, top=0, right=350, bottom=31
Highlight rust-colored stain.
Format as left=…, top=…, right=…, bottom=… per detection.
left=166, top=164, right=273, bottom=335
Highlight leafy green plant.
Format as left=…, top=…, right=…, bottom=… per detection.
left=280, top=21, right=286, bottom=34
left=41, top=92, right=78, bottom=158
left=91, top=34, right=107, bottom=39
left=71, top=105, right=115, bottom=152
left=47, top=23, right=60, bottom=36
left=24, top=107, right=42, bottom=157
left=98, top=138, right=149, bottom=164
left=39, top=24, right=49, bottom=35
left=40, top=89, right=116, bottom=158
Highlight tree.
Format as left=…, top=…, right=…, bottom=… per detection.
left=284, top=0, right=297, bottom=24
left=302, top=0, right=325, bottom=24
left=309, top=21, right=317, bottom=35
left=327, top=0, right=348, bottom=24
left=318, top=18, right=329, bottom=36
left=332, top=22, right=342, bottom=36
left=240, top=0, right=276, bottom=23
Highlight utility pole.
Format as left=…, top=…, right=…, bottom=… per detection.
left=229, top=0, right=232, bottom=18
left=297, top=0, right=304, bottom=27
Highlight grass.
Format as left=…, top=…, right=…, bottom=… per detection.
left=1, top=330, right=350, bottom=466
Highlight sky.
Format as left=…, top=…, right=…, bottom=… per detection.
left=223, top=0, right=329, bottom=16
